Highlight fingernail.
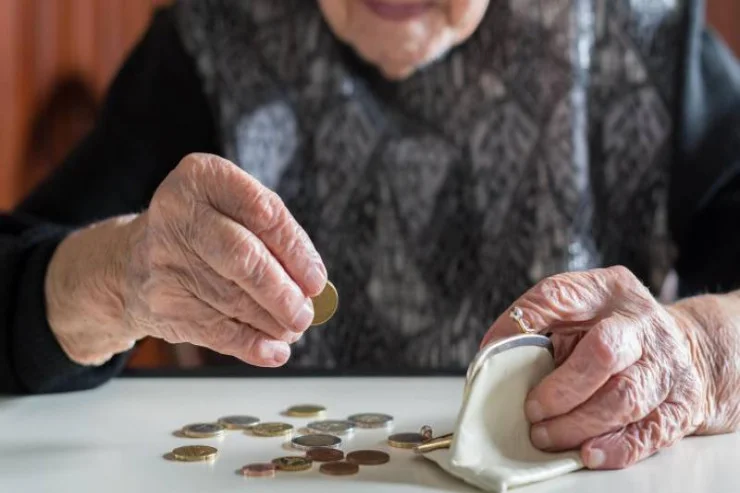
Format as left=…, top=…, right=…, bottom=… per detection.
left=526, top=400, right=544, bottom=423
left=262, top=340, right=290, bottom=365
left=585, top=448, right=606, bottom=468
left=305, top=265, right=326, bottom=294
left=292, top=299, right=314, bottom=331
left=530, top=425, right=551, bottom=449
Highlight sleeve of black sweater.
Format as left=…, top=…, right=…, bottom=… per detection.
left=0, top=8, right=217, bottom=395
left=671, top=21, right=740, bottom=297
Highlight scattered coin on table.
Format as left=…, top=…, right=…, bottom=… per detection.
left=272, top=456, right=313, bottom=472
left=171, top=445, right=218, bottom=462
left=320, top=461, right=360, bottom=476
left=241, top=463, right=276, bottom=478
left=306, top=447, right=345, bottom=462
left=310, top=280, right=339, bottom=326
left=251, top=422, right=295, bottom=437
left=285, top=404, right=326, bottom=418
left=346, top=450, right=391, bottom=466
left=181, top=423, right=226, bottom=438
left=217, top=415, right=260, bottom=430
left=307, top=419, right=355, bottom=436
left=388, top=432, right=426, bottom=449
left=291, top=433, right=342, bottom=450
left=347, top=413, right=394, bottom=429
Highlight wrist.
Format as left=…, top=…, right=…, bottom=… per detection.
left=666, top=293, right=740, bottom=435
left=45, top=214, right=144, bottom=365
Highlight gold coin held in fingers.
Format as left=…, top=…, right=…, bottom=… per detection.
left=272, top=456, right=313, bottom=472
left=181, top=423, right=226, bottom=438
left=285, top=404, right=326, bottom=418
left=171, top=445, right=218, bottom=462
left=251, top=422, right=294, bottom=437
left=311, top=281, right=338, bottom=326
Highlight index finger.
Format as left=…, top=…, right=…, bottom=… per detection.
left=479, top=267, right=627, bottom=348
left=189, top=153, right=327, bottom=297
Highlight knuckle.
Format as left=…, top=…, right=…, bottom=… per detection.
left=230, top=291, right=257, bottom=319
left=274, top=287, right=300, bottom=320
left=608, top=265, right=634, bottom=282
left=606, top=374, right=643, bottom=418
left=207, top=318, right=243, bottom=351
left=241, top=243, right=270, bottom=287
left=247, top=188, right=283, bottom=233
left=535, top=273, right=589, bottom=312
left=590, top=327, right=620, bottom=369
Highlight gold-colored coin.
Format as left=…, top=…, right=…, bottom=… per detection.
left=388, top=432, right=425, bottom=449
left=285, top=404, right=326, bottom=418
left=171, top=445, right=218, bottom=462
left=311, top=281, right=338, bottom=326
left=251, top=422, right=295, bottom=437
left=271, top=456, right=313, bottom=472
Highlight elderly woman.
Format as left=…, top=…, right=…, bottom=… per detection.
left=1, top=0, right=739, bottom=471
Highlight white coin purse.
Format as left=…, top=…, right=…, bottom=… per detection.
left=422, top=335, right=584, bottom=493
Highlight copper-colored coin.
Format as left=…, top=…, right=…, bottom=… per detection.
left=306, top=447, right=345, bottom=462
left=320, top=461, right=360, bottom=476
left=346, top=450, right=390, bottom=466
left=241, top=463, right=276, bottom=478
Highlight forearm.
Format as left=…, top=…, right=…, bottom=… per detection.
left=670, top=290, right=740, bottom=435
left=45, top=214, right=144, bottom=365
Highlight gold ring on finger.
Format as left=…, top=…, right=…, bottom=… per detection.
left=509, top=306, right=536, bottom=334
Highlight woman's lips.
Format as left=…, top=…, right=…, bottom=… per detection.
left=361, top=0, right=434, bottom=22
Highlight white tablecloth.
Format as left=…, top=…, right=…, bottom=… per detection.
left=0, top=377, right=735, bottom=492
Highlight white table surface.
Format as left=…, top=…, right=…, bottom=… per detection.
left=0, top=376, right=737, bottom=493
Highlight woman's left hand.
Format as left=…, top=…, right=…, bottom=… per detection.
left=480, top=266, right=717, bottom=470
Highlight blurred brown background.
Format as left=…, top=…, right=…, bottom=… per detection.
left=0, top=0, right=737, bottom=369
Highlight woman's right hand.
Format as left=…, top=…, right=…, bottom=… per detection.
left=45, top=153, right=327, bottom=367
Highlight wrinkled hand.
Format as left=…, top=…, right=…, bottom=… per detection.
left=120, top=153, right=327, bottom=366
left=480, top=266, right=714, bottom=470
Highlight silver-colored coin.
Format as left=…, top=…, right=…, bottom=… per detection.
left=307, top=420, right=355, bottom=436
left=347, top=413, right=394, bottom=429
left=217, top=415, right=260, bottom=430
left=291, top=434, right=342, bottom=451
left=181, top=423, right=226, bottom=438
